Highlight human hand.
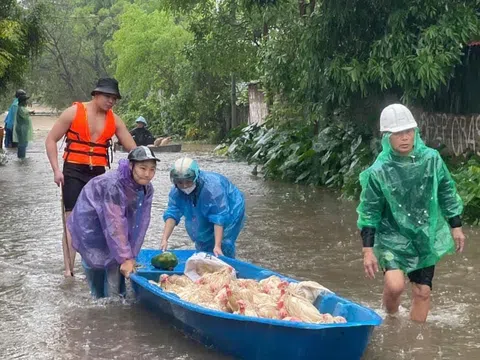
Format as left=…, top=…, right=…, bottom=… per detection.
left=213, top=246, right=223, bottom=257
left=451, top=227, right=465, bottom=253
left=120, top=259, right=136, bottom=278
left=160, top=239, right=168, bottom=251
left=363, top=248, right=378, bottom=279
left=54, top=170, right=64, bottom=187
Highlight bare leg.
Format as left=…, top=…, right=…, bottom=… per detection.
left=62, top=211, right=76, bottom=277
left=410, top=283, right=431, bottom=322
left=383, top=270, right=405, bottom=315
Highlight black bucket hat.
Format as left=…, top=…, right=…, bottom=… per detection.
left=91, top=78, right=122, bottom=99
left=17, top=90, right=30, bottom=102
left=17, top=94, right=30, bottom=102
left=15, top=89, right=27, bottom=98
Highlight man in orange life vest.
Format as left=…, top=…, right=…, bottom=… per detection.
left=45, top=78, right=136, bottom=277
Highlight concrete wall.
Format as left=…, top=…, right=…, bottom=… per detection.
left=248, top=83, right=268, bottom=125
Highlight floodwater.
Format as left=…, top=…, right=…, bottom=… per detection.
left=0, top=117, right=479, bottom=360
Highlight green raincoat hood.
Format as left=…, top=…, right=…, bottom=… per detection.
left=380, top=128, right=425, bottom=159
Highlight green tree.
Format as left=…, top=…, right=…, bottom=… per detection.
left=107, top=0, right=261, bottom=139
left=0, top=0, right=44, bottom=101
left=107, top=4, right=191, bottom=100
left=159, top=0, right=265, bottom=136
left=261, top=0, right=480, bottom=132
left=26, top=0, right=126, bottom=109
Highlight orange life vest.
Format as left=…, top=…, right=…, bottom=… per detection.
left=63, top=102, right=116, bottom=167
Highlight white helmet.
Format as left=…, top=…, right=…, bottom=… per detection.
left=170, top=157, right=200, bottom=183
left=379, top=104, right=417, bottom=133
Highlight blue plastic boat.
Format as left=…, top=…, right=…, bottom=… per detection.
left=131, top=249, right=382, bottom=360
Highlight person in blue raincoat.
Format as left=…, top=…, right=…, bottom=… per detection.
left=160, top=157, right=246, bottom=258
left=67, top=146, right=159, bottom=298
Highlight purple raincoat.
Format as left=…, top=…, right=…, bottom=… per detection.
left=67, top=159, right=154, bottom=269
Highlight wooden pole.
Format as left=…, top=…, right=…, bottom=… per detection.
left=60, top=187, right=73, bottom=276
left=231, top=73, right=237, bottom=131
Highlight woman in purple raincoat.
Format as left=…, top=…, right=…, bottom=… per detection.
left=67, top=146, right=159, bottom=298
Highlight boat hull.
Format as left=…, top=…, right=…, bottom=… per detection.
left=132, top=249, right=382, bottom=360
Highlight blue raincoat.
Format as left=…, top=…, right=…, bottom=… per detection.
left=4, top=98, right=18, bottom=148
left=163, top=171, right=246, bottom=258
left=4, top=98, right=18, bottom=130
left=68, top=159, right=154, bottom=269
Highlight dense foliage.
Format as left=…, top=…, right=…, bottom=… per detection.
left=0, top=0, right=44, bottom=108
left=4, top=0, right=480, bottom=220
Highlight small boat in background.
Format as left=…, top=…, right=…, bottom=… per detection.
left=114, top=143, right=182, bottom=153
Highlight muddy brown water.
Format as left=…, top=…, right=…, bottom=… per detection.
left=0, top=124, right=479, bottom=359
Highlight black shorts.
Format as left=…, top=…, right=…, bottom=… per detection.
left=62, top=162, right=105, bottom=211
left=385, top=265, right=435, bottom=289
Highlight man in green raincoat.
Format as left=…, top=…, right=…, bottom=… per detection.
left=13, top=91, right=33, bottom=159
left=357, top=104, right=465, bottom=322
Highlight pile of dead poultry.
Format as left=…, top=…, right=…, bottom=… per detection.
left=148, top=266, right=347, bottom=324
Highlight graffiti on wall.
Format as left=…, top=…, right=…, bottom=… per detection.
left=417, top=111, right=480, bottom=156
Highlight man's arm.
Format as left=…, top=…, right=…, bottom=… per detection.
left=114, top=114, right=136, bottom=151
left=213, top=224, right=224, bottom=257
left=437, top=156, right=463, bottom=220
left=357, top=173, right=384, bottom=279
left=45, top=106, right=76, bottom=186
left=101, top=201, right=133, bottom=264
left=436, top=154, right=465, bottom=253
left=160, top=218, right=177, bottom=251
